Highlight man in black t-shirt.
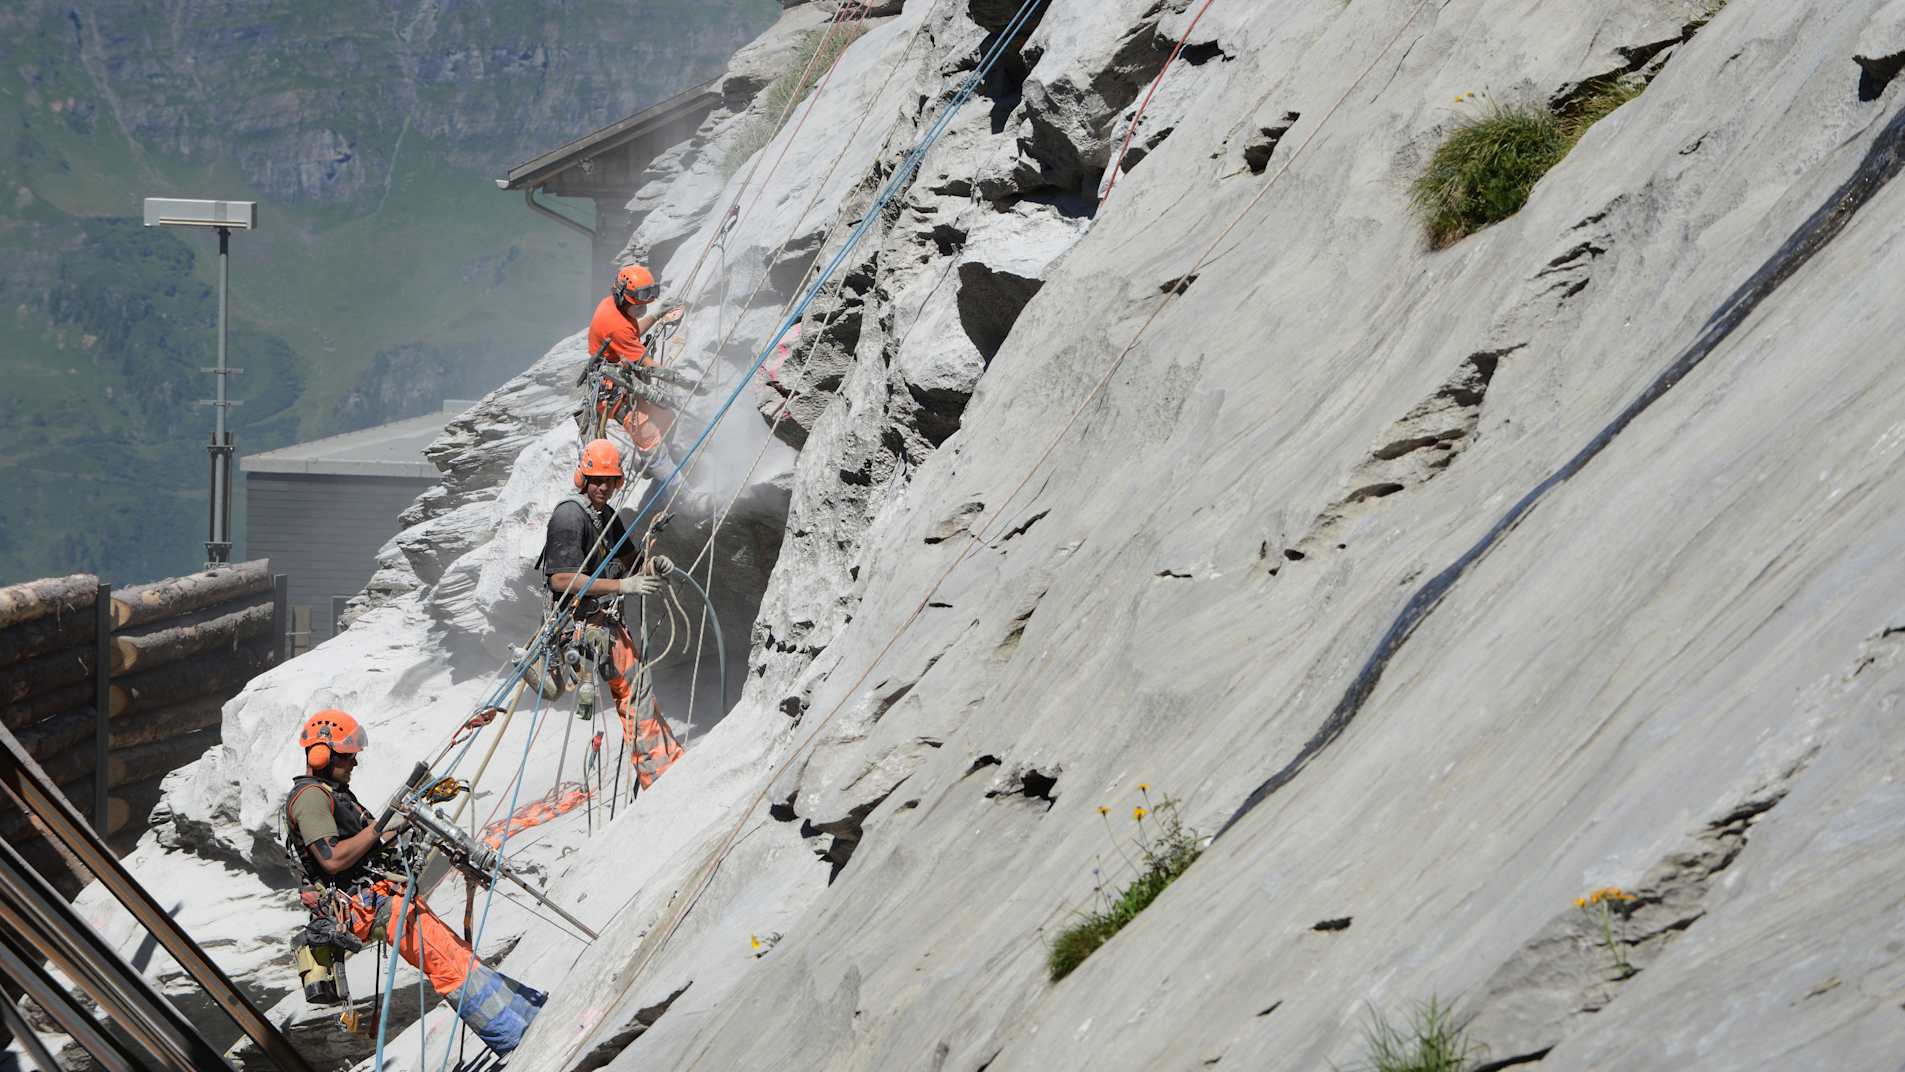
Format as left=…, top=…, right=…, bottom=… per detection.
left=540, top=438, right=684, bottom=790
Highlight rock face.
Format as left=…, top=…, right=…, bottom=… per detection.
left=59, top=0, right=1905, bottom=1070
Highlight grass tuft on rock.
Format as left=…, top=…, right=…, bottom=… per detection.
left=1355, top=998, right=1476, bottom=1072
left=1411, top=103, right=1570, bottom=249
left=1413, top=75, right=1647, bottom=248
left=1561, top=79, right=1644, bottom=141
left=724, top=22, right=871, bottom=174
left=1048, top=790, right=1202, bottom=981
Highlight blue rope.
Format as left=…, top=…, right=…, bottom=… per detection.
left=430, top=669, right=551, bottom=1070
left=394, top=4, right=1054, bottom=1064
left=372, top=858, right=416, bottom=1069
left=466, top=0, right=1049, bottom=700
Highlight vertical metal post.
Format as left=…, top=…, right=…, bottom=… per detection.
left=272, top=573, right=289, bottom=664
left=204, top=226, right=234, bottom=565
left=93, top=583, right=111, bottom=831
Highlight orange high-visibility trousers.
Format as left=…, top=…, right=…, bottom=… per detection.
left=341, top=879, right=545, bottom=1055
left=602, top=618, right=683, bottom=789
left=596, top=379, right=675, bottom=455
left=344, top=879, right=477, bottom=995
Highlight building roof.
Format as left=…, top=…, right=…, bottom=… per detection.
left=497, top=80, right=723, bottom=193
left=240, top=401, right=476, bottom=479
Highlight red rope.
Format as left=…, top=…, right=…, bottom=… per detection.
left=1100, top=0, right=1220, bottom=202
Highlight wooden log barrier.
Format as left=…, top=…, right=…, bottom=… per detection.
left=0, top=574, right=97, bottom=631
left=112, top=697, right=223, bottom=750
left=115, top=726, right=220, bottom=787
left=0, top=646, right=95, bottom=707
left=13, top=696, right=224, bottom=761
left=0, top=680, right=119, bottom=731
left=0, top=787, right=131, bottom=844
left=113, top=640, right=274, bottom=715
left=111, top=603, right=272, bottom=676
left=0, top=607, right=97, bottom=670
left=111, top=560, right=270, bottom=630
left=11, top=708, right=97, bottom=759
left=30, top=730, right=212, bottom=798
left=34, top=747, right=126, bottom=790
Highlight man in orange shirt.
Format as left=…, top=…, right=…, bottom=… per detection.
left=588, top=264, right=685, bottom=457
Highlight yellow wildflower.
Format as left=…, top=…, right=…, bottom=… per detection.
left=1097, top=805, right=1109, bottom=816
left=1133, top=806, right=1149, bottom=821
left=1138, top=783, right=1150, bottom=792
left=750, top=934, right=761, bottom=951
left=1573, top=897, right=1586, bottom=909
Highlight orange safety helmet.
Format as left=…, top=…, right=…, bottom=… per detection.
left=611, top=264, right=660, bottom=306
left=300, top=708, right=369, bottom=770
left=572, top=438, right=624, bottom=490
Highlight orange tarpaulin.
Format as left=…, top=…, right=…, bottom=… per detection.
left=481, top=781, right=592, bottom=849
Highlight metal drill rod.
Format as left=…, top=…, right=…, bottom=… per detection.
left=397, top=799, right=599, bottom=941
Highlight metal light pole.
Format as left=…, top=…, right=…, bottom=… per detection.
left=143, top=198, right=259, bottom=566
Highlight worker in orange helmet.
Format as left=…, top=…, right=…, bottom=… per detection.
left=588, top=263, right=686, bottom=457
left=283, top=709, right=545, bottom=1055
left=537, top=439, right=684, bottom=792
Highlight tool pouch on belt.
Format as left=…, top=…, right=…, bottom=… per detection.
left=579, top=623, right=619, bottom=683
left=291, top=901, right=363, bottom=1005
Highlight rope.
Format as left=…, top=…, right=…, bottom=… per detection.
left=541, top=4, right=1056, bottom=1064
left=428, top=664, right=554, bottom=1071
left=669, top=1, right=875, bottom=307
left=666, top=567, right=730, bottom=719
left=1100, top=0, right=1219, bottom=202
left=372, top=857, right=420, bottom=1070
left=409, top=0, right=901, bottom=789
left=599, top=3, right=1450, bottom=1062
left=637, top=0, right=942, bottom=536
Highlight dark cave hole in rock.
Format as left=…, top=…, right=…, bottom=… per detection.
left=1856, top=51, right=1905, bottom=102
left=1245, top=112, right=1300, bottom=174
left=964, top=754, right=1003, bottom=777
left=957, top=260, right=1046, bottom=364
left=1179, top=40, right=1231, bottom=66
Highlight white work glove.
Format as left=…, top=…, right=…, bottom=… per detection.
left=659, top=306, right=685, bottom=325
left=613, top=574, right=661, bottom=596
left=648, top=554, right=675, bottom=576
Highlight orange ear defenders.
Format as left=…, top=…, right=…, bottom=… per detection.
left=299, top=709, right=368, bottom=771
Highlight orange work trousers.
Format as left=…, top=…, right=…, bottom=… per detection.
left=597, top=617, right=684, bottom=790
left=343, top=879, right=477, bottom=996
left=596, top=371, right=675, bottom=455
left=338, top=879, right=545, bottom=1055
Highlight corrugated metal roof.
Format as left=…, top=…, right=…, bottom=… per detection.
left=239, top=401, right=475, bottom=478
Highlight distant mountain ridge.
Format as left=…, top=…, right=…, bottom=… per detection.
left=0, top=0, right=779, bottom=584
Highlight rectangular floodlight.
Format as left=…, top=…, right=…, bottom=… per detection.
left=142, top=198, right=258, bottom=230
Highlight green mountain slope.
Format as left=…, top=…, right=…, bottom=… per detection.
left=0, top=0, right=777, bottom=584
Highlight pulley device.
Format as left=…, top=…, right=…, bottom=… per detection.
left=381, top=762, right=600, bottom=941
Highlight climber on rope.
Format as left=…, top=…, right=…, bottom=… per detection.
left=283, top=709, right=546, bottom=1056
left=537, top=438, right=685, bottom=791
left=586, top=262, right=689, bottom=461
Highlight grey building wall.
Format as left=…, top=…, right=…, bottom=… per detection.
left=244, top=472, right=434, bottom=644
